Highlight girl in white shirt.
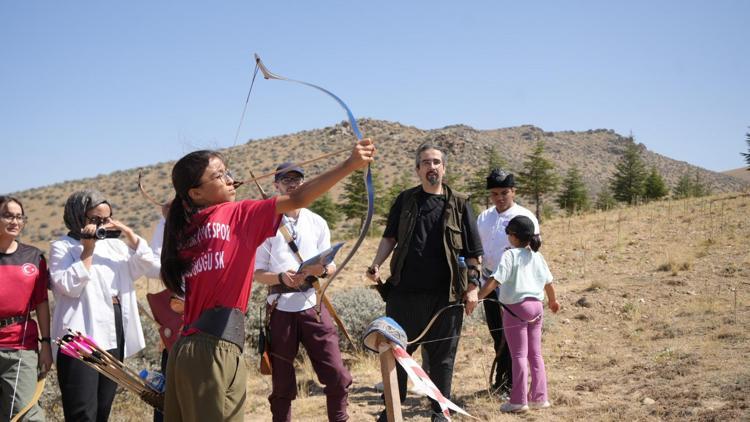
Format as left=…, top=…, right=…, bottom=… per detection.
left=478, top=215, right=559, bottom=413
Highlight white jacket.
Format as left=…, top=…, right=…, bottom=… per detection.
left=49, top=235, right=160, bottom=360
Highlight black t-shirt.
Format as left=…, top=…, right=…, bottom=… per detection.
left=383, top=188, right=482, bottom=292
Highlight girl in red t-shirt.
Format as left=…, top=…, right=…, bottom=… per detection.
left=0, top=196, right=52, bottom=421
left=160, top=139, right=374, bottom=421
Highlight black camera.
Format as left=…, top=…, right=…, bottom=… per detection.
left=95, top=226, right=122, bottom=240
left=81, top=226, right=121, bottom=240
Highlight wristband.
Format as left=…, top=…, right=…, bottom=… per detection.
left=468, top=275, right=481, bottom=288
left=277, top=273, right=286, bottom=287
left=39, top=337, right=51, bottom=344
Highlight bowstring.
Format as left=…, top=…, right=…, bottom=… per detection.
left=232, top=60, right=260, bottom=148
left=410, top=320, right=538, bottom=347
left=408, top=299, right=544, bottom=347
left=8, top=301, right=32, bottom=420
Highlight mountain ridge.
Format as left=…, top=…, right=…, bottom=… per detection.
left=11, top=119, right=749, bottom=251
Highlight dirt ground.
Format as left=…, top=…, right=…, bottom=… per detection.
left=239, top=194, right=750, bottom=421
left=38, top=193, right=750, bottom=421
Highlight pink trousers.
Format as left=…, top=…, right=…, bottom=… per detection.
left=502, top=298, right=548, bottom=405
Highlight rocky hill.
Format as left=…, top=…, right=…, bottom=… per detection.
left=11, top=119, right=749, bottom=251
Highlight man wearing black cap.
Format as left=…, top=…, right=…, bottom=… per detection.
left=365, top=142, right=483, bottom=422
left=254, top=162, right=352, bottom=422
left=476, top=169, right=540, bottom=395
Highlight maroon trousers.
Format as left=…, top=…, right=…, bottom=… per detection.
left=268, top=305, right=352, bottom=422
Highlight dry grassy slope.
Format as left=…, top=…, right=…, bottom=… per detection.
left=10, top=119, right=749, bottom=253
left=242, top=193, right=750, bottom=421
left=38, top=193, right=750, bottom=421
left=723, top=167, right=750, bottom=183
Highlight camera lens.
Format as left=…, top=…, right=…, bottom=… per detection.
left=95, top=226, right=108, bottom=240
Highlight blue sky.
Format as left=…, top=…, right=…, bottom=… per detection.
left=2, top=1, right=748, bottom=194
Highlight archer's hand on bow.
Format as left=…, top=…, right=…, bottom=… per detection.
left=344, top=138, right=376, bottom=171
left=279, top=270, right=307, bottom=290
left=464, top=284, right=479, bottom=316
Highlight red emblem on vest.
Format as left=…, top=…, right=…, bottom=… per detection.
left=21, top=263, right=38, bottom=276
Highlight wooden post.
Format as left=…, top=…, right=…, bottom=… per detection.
left=376, top=335, right=403, bottom=422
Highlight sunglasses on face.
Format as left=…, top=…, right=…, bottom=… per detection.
left=279, top=175, right=303, bottom=185
left=86, top=215, right=111, bottom=226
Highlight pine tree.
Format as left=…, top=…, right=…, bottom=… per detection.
left=672, top=173, right=693, bottom=199
left=464, top=147, right=507, bottom=214
left=556, top=166, right=589, bottom=214
left=340, top=168, right=386, bottom=231
left=443, top=167, right=461, bottom=189
left=643, top=167, right=669, bottom=201
left=595, top=186, right=617, bottom=211
left=308, top=193, right=342, bottom=229
left=691, top=171, right=711, bottom=197
left=609, top=140, right=647, bottom=204
left=673, top=170, right=711, bottom=199
left=516, top=141, right=558, bottom=222
left=378, top=171, right=414, bottom=226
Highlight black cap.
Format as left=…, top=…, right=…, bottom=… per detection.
left=274, top=162, right=304, bottom=181
left=486, top=168, right=515, bottom=189
left=505, top=215, right=535, bottom=239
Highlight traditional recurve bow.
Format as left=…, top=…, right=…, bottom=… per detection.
left=253, top=53, right=375, bottom=323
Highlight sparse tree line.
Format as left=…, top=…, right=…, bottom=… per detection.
left=311, top=136, right=720, bottom=230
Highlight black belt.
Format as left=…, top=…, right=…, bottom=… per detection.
left=0, top=315, right=27, bottom=328
left=186, top=307, right=246, bottom=351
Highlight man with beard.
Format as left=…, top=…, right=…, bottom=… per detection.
left=366, top=142, right=483, bottom=422
left=476, top=169, right=540, bottom=396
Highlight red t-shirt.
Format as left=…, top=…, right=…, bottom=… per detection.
left=180, top=198, right=281, bottom=329
left=0, top=243, right=49, bottom=350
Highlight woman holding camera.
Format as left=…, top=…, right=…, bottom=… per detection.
left=0, top=196, right=52, bottom=422
left=49, top=190, right=161, bottom=422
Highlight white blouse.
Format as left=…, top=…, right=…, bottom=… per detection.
left=49, top=235, right=161, bottom=360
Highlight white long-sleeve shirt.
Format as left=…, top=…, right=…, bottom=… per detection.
left=49, top=235, right=161, bottom=360
left=254, top=209, right=331, bottom=312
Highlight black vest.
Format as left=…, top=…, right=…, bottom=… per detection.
left=387, top=184, right=469, bottom=302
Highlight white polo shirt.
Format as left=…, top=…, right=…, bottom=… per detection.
left=476, top=203, right=540, bottom=277
left=254, top=208, right=332, bottom=312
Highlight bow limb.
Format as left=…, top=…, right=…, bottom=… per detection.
left=407, top=303, right=466, bottom=346
left=232, top=70, right=356, bottom=348
left=253, top=54, right=375, bottom=316
left=138, top=171, right=167, bottom=207
left=10, top=378, right=45, bottom=422
left=406, top=298, right=527, bottom=346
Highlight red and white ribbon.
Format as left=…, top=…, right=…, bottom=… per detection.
left=390, top=344, right=475, bottom=420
